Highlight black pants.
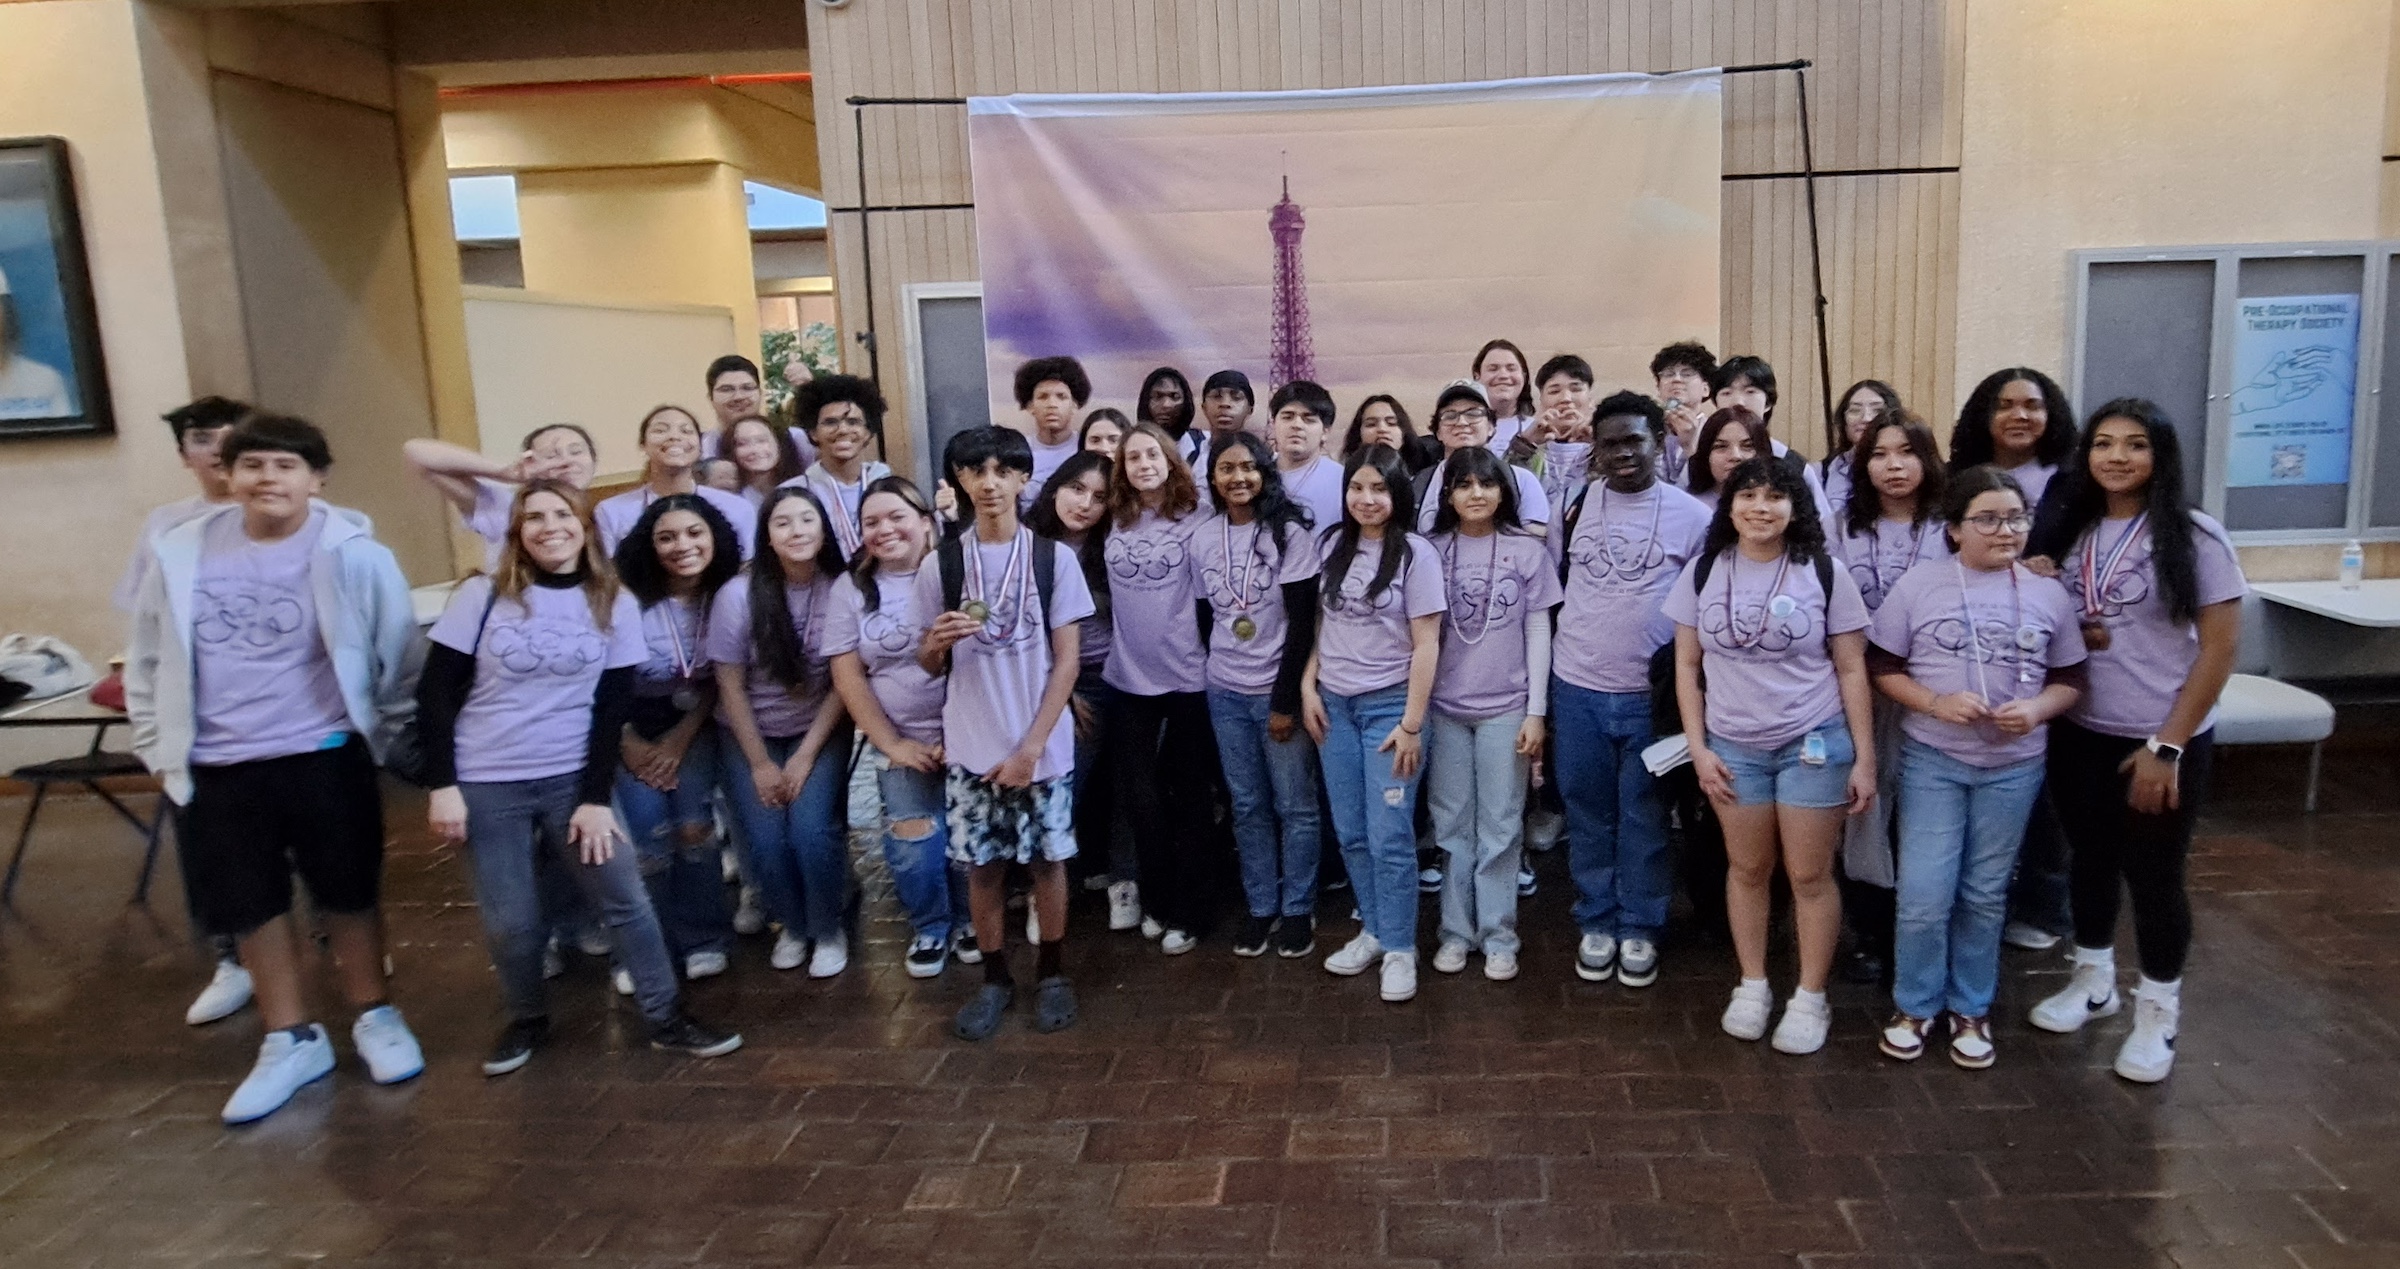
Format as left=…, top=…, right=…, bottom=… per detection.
left=1665, top=767, right=1729, bottom=940
left=2047, top=721, right=2214, bottom=982
left=2004, top=785, right=2073, bottom=936
left=1109, top=689, right=1226, bottom=934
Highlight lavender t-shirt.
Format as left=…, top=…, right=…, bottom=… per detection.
left=1279, top=456, right=1346, bottom=534
left=466, top=478, right=513, bottom=569
left=1822, top=454, right=1855, bottom=525
left=1188, top=512, right=1323, bottom=694
left=595, top=485, right=758, bottom=560
left=2001, top=460, right=2057, bottom=508
left=188, top=510, right=353, bottom=765
left=2060, top=511, right=2247, bottom=739
left=1662, top=548, right=1871, bottom=749
left=1838, top=516, right=1941, bottom=612
left=1023, top=433, right=1080, bottom=512
left=429, top=576, right=647, bottom=783
left=912, top=532, right=1095, bottom=781
left=1315, top=532, right=1447, bottom=698
left=631, top=593, right=710, bottom=702
left=1552, top=482, right=1713, bottom=694
left=822, top=569, right=946, bottom=745
left=1869, top=559, right=2086, bottom=767
left=705, top=575, right=836, bottom=739
left=1415, top=454, right=1551, bottom=531
left=1538, top=441, right=1592, bottom=517
left=1103, top=508, right=1207, bottom=696
left=1430, top=531, right=1564, bottom=721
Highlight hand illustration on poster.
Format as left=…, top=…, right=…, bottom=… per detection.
left=2225, top=294, right=2357, bottom=488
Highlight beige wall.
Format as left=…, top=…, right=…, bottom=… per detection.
left=1953, top=0, right=2393, bottom=416
left=802, top=0, right=1967, bottom=476
left=0, top=0, right=196, bottom=662
left=513, top=162, right=762, bottom=360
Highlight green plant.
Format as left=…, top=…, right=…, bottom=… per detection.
left=762, top=321, right=842, bottom=417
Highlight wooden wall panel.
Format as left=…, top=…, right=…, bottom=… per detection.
left=806, top=0, right=1965, bottom=469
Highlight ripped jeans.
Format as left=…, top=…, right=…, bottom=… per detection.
left=878, top=758, right=965, bottom=943
left=615, top=727, right=731, bottom=960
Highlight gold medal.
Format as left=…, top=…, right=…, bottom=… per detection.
left=1232, top=616, right=1257, bottom=641
left=2080, top=621, right=2110, bottom=652
left=963, top=601, right=991, bottom=622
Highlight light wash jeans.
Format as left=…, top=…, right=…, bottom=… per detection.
left=460, top=774, right=681, bottom=1026
left=876, top=758, right=965, bottom=942
left=720, top=726, right=855, bottom=942
left=1319, top=683, right=1422, bottom=954
left=616, top=726, right=731, bottom=960
left=1551, top=681, right=1670, bottom=941
left=1892, top=739, right=2047, bottom=1020
left=1427, top=708, right=1529, bottom=956
left=1207, top=687, right=1322, bottom=919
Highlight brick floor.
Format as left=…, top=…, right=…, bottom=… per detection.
left=0, top=711, right=2393, bottom=1266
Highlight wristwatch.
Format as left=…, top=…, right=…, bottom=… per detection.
left=2144, top=736, right=2184, bottom=764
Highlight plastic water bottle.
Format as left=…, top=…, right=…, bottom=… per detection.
left=2339, top=539, right=2365, bottom=590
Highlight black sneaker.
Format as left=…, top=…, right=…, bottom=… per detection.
left=1274, top=914, right=1316, bottom=959
left=649, top=1012, right=743, bottom=1059
left=482, top=1016, right=548, bottom=1076
left=1232, top=915, right=1274, bottom=958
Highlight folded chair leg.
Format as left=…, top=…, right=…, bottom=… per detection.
left=4, top=783, right=51, bottom=905
left=133, top=793, right=167, bottom=905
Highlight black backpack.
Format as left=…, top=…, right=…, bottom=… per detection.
left=1643, top=547, right=1837, bottom=737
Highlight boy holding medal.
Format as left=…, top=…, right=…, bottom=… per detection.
left=916, top=427, right=1095, bottom=1040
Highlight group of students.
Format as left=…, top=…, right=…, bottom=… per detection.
left=115, top=341, right=2242, bottom=1127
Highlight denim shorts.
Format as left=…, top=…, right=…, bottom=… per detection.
left=1711, top=718, right=1855, bottom=809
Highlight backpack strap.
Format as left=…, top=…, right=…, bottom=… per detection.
left=1555, top=484, right=1591, bottom=583
left=1812, top=551, right=1836, bottom=654
left=1032, top=533, right=1056, bottom=622
left=938, top=532, right=966, bottom=613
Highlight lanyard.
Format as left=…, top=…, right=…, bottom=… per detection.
left=1956, top=560, right=2033, bottom=704
left=810, top=468, right=864, bottom=556
left=1443, top=531, right=1505, bottom=645
left=1595, top=484, right=1663, bottom=575
left=2078, top=512, right=2148, bottom=621
left=660, top=595, right=695, bottom=680
left=1869, top=517, right=1931, bottom=598
left=966, top=527, right=1030, bottom=644
left=1723, top=550, right=1793, bottom=650
left=1222, top=515, right=1263, bottom=627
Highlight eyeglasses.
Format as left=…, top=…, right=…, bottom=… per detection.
left=1963, top=513, right=2033, bottom=534
left=1435, top=407, right=1492, bottom=426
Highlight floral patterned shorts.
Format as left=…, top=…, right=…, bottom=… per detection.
left=944, top=766, right=1078, bottom=867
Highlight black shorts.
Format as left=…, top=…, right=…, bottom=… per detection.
left=183, top=737, right=386, bottom=936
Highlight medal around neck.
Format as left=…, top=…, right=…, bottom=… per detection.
left=1231, top=616, right=1257, bottom=641
left=963, top=600, right=991, bottom=622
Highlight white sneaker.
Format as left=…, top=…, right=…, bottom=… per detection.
left=612, top=967, right=634, bottom=997
left=1524, top=807, right=1565, bottom=852
left=1108, top=881, right=1142, bottom=932
left=222, top=1025, right=335, bottom=1124
left=1616, top=938, right=1660, bottom=988
left=808, top=934, right=849, bottom=979
left=1721, top=980, right=1773, bottom=1041
left=2114, top=983, right=2180, bottom=1084
left=1140, top=915, right=1164, bottom=940
left=1379, top=951, right=1419, bottom=1002
left=951, top=929, right=983, bottom=965
left=1323, top=931, right=1383, bottom=976
left=685, top=951, right=729, bottom=980
left=770, top=930, right=808, bottom=971
left=732, top=888, right=767, bottom=936
left=1417, top=865, right=1443, bottom=893
left=1026, top=906, right=1041, bottom=945
left=1771, top=992, right=1832, bottom=1055
left=1160, top=929, right=1197, bottom=956
left=2003, top=921, right=2062, bottom=951
left=1575, top=932, right=1617, bottom=983
left=350, top=1005, right=425, bottom=1085
left=185, top=959, right=253, bottom=1026
left=1483, top=949, right=1519, bottom=981
left=2030, top=957, right=2121, bottom=1034
left=1432, top=939, right=1471, bottom=975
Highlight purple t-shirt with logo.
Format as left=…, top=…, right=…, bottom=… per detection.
left=706, top=575, right=836, bottom=739
left=1279, top=456, right=1346, bottom=534
left=1552, top=482, right=1712, bottom=694
left=1103, top=508, right=1207, bottom=696
left=1838, top=516, right=1942, bottom=612
left=823, top=568, right=947, bottom=745
left=2060, top=511, right=2246, bottom=739
left=631, top=593, right=710, bottom=702
left=189, top=510, right=353, bottom=765
left=1429, top=530, right=1564, bottom=721
left=1822, top=453, right=1855, bottom=525
left=1023, top=433, right=1080, bottom=512
left=1869, top=559, right=2086, bottom=767
left=467, top=478, right=514, bottom=570
left=912, top=531, right=1095, bottom=781
left=1663, top=547, right=1871, bottom=749
left=430, top=576, right=647, bottom=783
left=595, top=485, right=758, bottom=560
left=1187, top=512, right=1323, bottom=694
left=1314, top=531, right=1447, bottom=698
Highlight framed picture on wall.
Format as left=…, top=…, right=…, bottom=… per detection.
left=0, top=137, right=111, bottom=439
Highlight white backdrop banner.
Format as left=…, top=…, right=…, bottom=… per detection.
left=966, top=71, right=1723, bottom=429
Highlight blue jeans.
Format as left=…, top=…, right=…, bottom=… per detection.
left=1892, top=740, right=2047, bottom=1020
left=877, top=759, right=963, bottom=942
left=1552, top=681, right=1670, bottom=941
left=459, top=774, right=681, bottom=1026
left=1427, top=709, right=1528, bottom=955
left=720, top=726, right=854, bottom=942
left=1319, top=683, right=1422, bottom=953
left=616, top=727, right=731, bottom=961
left=1208, top=687, right=1322, bottom=919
